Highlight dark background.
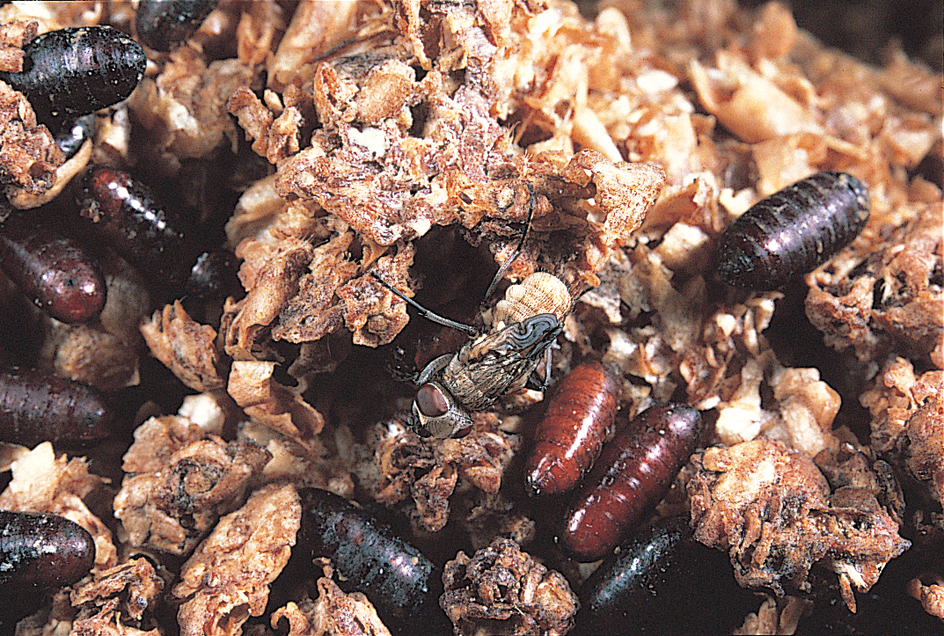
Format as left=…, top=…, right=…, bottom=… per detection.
left=577, top=0, right=943, bottom=70
left=744, top=0, right=942, bottom=70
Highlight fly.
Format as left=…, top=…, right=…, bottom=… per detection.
left=371, top=185, right=572, bottom=437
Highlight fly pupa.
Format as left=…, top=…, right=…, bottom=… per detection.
left=716, top=171, right=870, bottom=291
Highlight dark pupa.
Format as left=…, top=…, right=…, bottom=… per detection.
left=561, top=403, right=702, bottom=562
left=0, top=510, right=96, bottom=589
left=75, top=166, right=202, bottom=290
left=0, top=207, right=107, bottom=324
left=575, top=516, right=758, bottom=636
left=299, top=488, right=450, bottom=635
left=135, top=0, right=222, bottom=52
left=716, top=171, right=870, bottom=291
left=525, top=360, right=622, bottom=497
left=0, top=366, right=115, bottom=448
left=0, top=26, right=146, bottom=125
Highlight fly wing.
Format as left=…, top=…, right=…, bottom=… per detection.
left=444, top=314, right=562, bottom=411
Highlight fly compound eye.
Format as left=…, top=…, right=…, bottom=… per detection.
left=416, top=383, right=450, bottom=417
left=411, top=382, right=473, bottom=438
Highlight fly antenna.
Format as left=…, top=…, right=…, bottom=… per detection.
left=370, top=271, right=477, bottom=335
left=484, top=182, right=536, bottom=300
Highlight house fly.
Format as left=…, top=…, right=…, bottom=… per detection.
left=371, top=185, right=572, bottom=437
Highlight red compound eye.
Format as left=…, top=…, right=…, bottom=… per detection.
left=416, top=384, right=449, bottom=417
